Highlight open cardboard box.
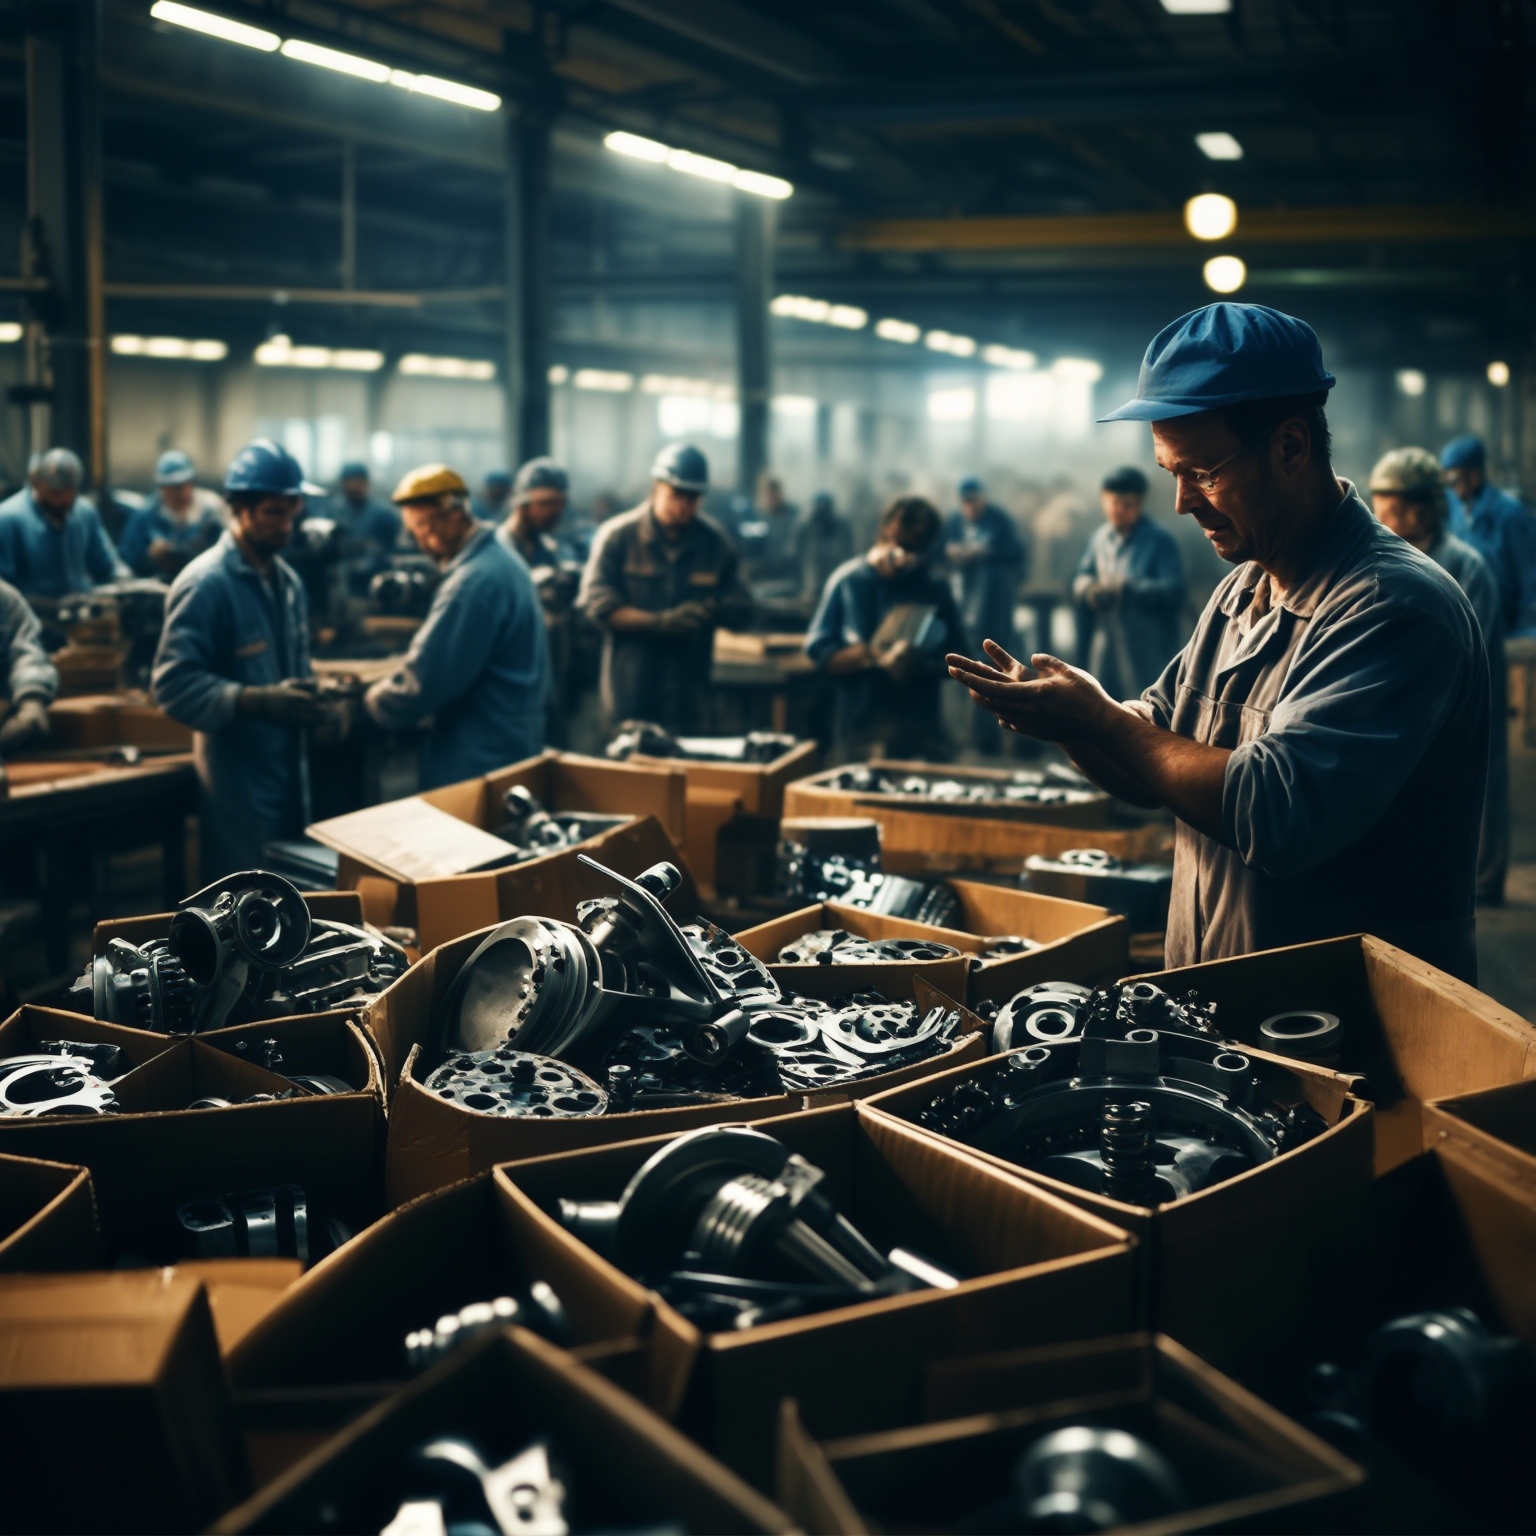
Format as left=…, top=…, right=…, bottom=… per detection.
left=0, top=1270, right=250, bottom=1532
left=45, top=692, right=194, bottom=751
left=0, top=1151, right=101, bottom=1272
left=226, top=1171, right=658, bottom=1481
left=216, top=1327, right=793, bottom=1535
left=0, top=1002, right=179, bottom=1078
left=172, top=1258, right=304, bottom=1356
left=198, top=1010, right=383, bottom=1100
left=1129, top=933, right=1536, bottom=1175
left=776, top=1332, right=1364, bottom=1535
left=1423, top=1072, right=1536, bottom=1190
left=861, top=1045, right=1374, bottom=1372
left=93, top=887, right=366, bottom=951
left=494, top=1099, right=1138, bottom=1489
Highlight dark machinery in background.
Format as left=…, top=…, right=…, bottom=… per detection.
left=825, top=762, right=1101, bottom=815
left=367, top=556, right=440, bottom=620
left=405, top=1285, right=571, bottom=1373
left=1022, top=847, right=1174, bottom=932
left=605, top=719, right=797, bottom=765
left=492, top=786, right=630, bottom=861
left=29, top=579, right=171, bottom=690
left=554, top=1124, right=961, bottom=1331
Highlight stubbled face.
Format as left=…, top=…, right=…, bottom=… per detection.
left=32, top=481, right=79, bottom=521
left=161, top=482, right=195, bottom=515
left=1372, top=492, right=1437, bottom=550
left=341, top=475, right=370, bottom=507
left=1446, top=465, right=1482, bottom=505
left=236, top=495, right=300, bottom=556
left=402, top=497, right=474, bottom=560
left=1100, top=491, right=1143, bottom=533
left=652, top=482, right=701, bottom=530
left=961, top=494, right=986, bottom=523
left=519, top=490, right=566, bottom=533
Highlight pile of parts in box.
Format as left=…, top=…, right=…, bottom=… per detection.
left=6, top=834, right=1536, bottom=1536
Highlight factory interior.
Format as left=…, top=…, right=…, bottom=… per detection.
left=3, top=0, right=1536, bottom=1531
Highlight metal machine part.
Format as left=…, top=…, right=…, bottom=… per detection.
left=679, top=920, right=780, bottom=1004
left=39, top=1039, right=129, bottom=1078
left=839, top=872, right=963, bottom=929
left=1021, top=848, right=1174, bottom=932
left=826, top=762, right=1099, bottom=813
left=423, top=1049, right=609, bottom=1119
left=978, top=935, right=1041, bottom=962
left=554, top=1125, right=960, bottom=1331
left=775, top=928, right=960, bottom=965
left=1258, top=1010, right=1344, bottom=1063
left=175, top=1184, right=351, bottom=1264
left=369, top=562, right=439, bottom=618
left=0, top=1054, right=120, bottom=1117
left=606, top=719, right=797, bottom=765
left=492, top=785, right=630, bottom=861
left=404, top=1282, right=571, bottom=1371
left=991, top=982, right=1094, bottom=1054
left=1014, top=1425, right=1187, bottom=1531
left=388, top=1438, right=568, bottom=1536
left=911, top=982, right=1325, bottom=1205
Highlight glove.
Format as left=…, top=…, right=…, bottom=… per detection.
left=0, top=697, right=50, bottom=755
left=655, top=601, right=713, bottom=635
left=238, top=681, right=328, bottom=728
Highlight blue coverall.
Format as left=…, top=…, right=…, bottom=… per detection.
left=0, top=488, right=128, bottom=597
left=1446, top=481, right=1536, bottom=637
left=117, top=494, right=224, bottom=578
left=1073, top=515, right=1186, bottom=700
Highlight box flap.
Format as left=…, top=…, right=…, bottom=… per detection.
left=307, top=797, right=518, bottom=882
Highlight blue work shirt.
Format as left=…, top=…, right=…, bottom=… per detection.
left=0, top=487, right=128, bottom=597
left=947, top=504, right=1025, bottom=652
left=117, top=493, right=223, bottom=578
left=1073, top=516, right=1187, bottom=699
left=1446, top=481, right=1536, bottom=637
left=152, top=531, right=312, bottom=880
left=365, top=525, right=549, bottom=789
left=1132, top=485, right=1487, bottom=982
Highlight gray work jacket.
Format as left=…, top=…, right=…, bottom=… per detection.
left=1, top=579, right=58, bottom=706
left=1131, top=484, right=1488, bottom=982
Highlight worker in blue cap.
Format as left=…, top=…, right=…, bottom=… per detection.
left=578, top=442, right=751, bottom=732
left=117, top=450, right=225, bottom=579
left=332, top=461, right=403, bottom=588
left=475, top=468, right=514, bottom=524
left=946, top=475, right=1027, bottom=753
left=1439, top=434, right=1536, bottom=638
left=153, top=439, right=323, bottom=879
left=949, top=302, right=1489, bottom=981
left=792, top=490, right=854, bottom=609
left=0, top=447, right=128, bottom=597
left=1072, top=466, right=1186, bottom=699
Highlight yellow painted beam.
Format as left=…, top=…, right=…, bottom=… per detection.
left=841, top=205, right=1536, bottom=252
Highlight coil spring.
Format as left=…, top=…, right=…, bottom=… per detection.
left=1099, top=1099, right=1156, bottom=1205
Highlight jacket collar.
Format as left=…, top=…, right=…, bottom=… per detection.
left=444, top=522, right=494, bottom=574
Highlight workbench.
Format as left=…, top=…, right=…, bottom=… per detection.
left=710, top=630, right=825, bottom=737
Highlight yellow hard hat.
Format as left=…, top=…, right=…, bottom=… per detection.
left=392, top=463, right=469, bottom=505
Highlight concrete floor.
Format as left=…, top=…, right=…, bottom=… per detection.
left=1474, top=750, right=1536, bottom=1022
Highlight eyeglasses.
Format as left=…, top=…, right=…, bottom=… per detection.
left=1170, top=444, right=1251, bottom=496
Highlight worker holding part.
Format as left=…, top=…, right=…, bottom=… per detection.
left=1439, top=433, right=1536, bottom=638
left=118, top=450, right=224, bottom=579
left=0, top=577, right=58, bottom=755
left=1370, top=446, right=1507, bottom=907
left=578, top=442, right=751, bottom=733
left=808, top=495, right=967, bottom=762
left=153, top=440, right=322, bottom=880
left=949, top=303, right=1489, bottom=981
left=1072, top=465, right=1186, bottom=699
left=364, top=464, right=548, bottom=787
left=0, top=448, right=128, bottom=597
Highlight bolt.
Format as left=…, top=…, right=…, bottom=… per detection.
left=1099, top=1099, right=1157, bottom=1206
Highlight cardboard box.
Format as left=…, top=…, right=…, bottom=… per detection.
left=776, top=1332, right=1364, bottom=1535
left=0, top=1270, right=249, bottom=1531
left=861, top=1047, right=1374, bottom=1372
left=494, top=1100, right=1138, bottom=1488
left=634, top=737, right=818, bottom=820
left=46, top=692, right=194, bottom=751
left=173, top=1258, right=304, bottom=1355
left=0, top=1151, right=101, bottom=1272
left=1423, top=1073, right=1536, bottom=1180
left=0, top=1002, right=179, bottom=1077
left=1130, top=933, right=1536, bottom=1174
left=216, top=1327, right=793, bottom=1534
left=92, top=888, right=366, bottom=951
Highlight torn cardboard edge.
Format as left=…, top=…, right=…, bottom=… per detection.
left=0, top=1151, right=101, bottom=1272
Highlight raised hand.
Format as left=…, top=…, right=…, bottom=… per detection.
left=946, top=640, right=1117, bottom=742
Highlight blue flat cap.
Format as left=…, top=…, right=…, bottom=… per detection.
left=484, top=469, right=513, bottom=490
left=1099, top=302, right=1336, bottom=423
left=339, top=460, right=369, bottom=480
left=1440, top=434, right=1486, bottom=471
left=957, top=475, right=985, bottom=497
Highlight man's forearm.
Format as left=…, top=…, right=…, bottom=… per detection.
left=1058, top=737, right=1161, bottom=808
left=605, top=605, right=658, bottom=632
left=1086, top=706, right=1230, bottom=839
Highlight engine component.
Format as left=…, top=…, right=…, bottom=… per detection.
left=424, top=1049, right=608, bottom=1119
left=242, top=918, right=410, bottom=1018
left=991, top=981, right=1094, bottom=1053
left=38, top=1039, right=129, bottom=1078
left=679, top=920, right=780, bottom=1004
left=0, top=1054, right=120, bottom=1117
left=606, top=719, right=797, bottom=765
left=492, top=785, right=630, bottom=861
left=978, top=935, right=1040, bottom=962
left=909, top=981, right=1325, bottom=1205
left=1258, top=1009, right=1344, bottom=1063
left=69, top=936, right=199, bottom=1034
left=175, top=1184, right=351, bottom=1264
left=369, top=563, right=439, bottom=618
left=1022, top=848, right=1174, bottom=932
left=775, top=928, right=961, bottom=965
left=386, top=1438, right=567, bottom=1536
left=554, top=1125, right=960, bottom=1331
left=826, top=762, right=1100, bottom=814
left=404, top=1282, right=571, bottom=1371
left=1014, top=1425, right=1186, bottom=1531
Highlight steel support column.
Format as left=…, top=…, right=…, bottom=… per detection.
left=736, top=194, right=775, bottom=496
left=503, top=104, right=554, bottom=468
left=25, top=0, right=105, bottom=484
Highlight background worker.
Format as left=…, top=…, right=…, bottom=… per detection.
left=578, top=442, right=750, bottom=733
left=0, top=577, right=58, bottom=755
left=152, top=440, right=322, bottom=880
left=1072, top=465, right=1187, bottom=699
left=118, top=450, right=224, bottom=579
left=1440, top=434, right=1536, bottom=638
left=331, top=461, right=403, bottom=588
left=474, top=468, right=514, bottom=524
left=808, top=495, right=967, bottom=762
left=793, top=490, right=854, bottom=610
left=501, top=456, right=570, bottom=571
left=1371, top=446, right=1508, bottom=907
left=950, top=303, right=1489, bottom=981
left=365, top=464, right=548, bottom=787
left=0, top=448, right=127, bottom=597
left=743, top=471, right=800, bottom=584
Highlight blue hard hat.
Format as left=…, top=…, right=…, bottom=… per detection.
left=484, top=469, right=513, bottom=491
left=339, top=460, right=369, bottom=481
left=155, top=449, right=196, bottom=486
left=1099, top=303, right=1336, bottom=423
left=513, top=456, right=569, bottom=499
left=650, top=442, right=709, bottom=493
left=958, top=475, right=985, bottom=498
left=224, top=439, right=317, bottom=497
left=1440, top=434, right=1486, bottom=471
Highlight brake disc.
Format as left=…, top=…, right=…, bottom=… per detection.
left=423, top=1048, right=608, bottom=1119
left=0, top=1055, right=119, bottom=1117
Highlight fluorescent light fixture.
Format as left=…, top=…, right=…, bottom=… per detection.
left=573, top=368, right=633, bottom=392
left=1203, top=254, right=1247, bottom=293
left=399, top=352, right=495, bottom=380
left=1185, top=193, right=1237, bottom=241
left=112, top=334, right=227, bottom=360
left=1196, top=132, right=1244, bottom=161
left=602, top=129, right=792, bottom=199
left=1161, top=0, right=1231, bottom=12
left=925, top=330, right=976, bottom=357
left=548, top=364, right=570, bottom=385
left=982, top=344, right=1037, bottom=371
left=369, top=430, right=393, bottom=463
left=281, top=37, right=390, bottom=81
left=254, top=335, right=383, bottom=371
left=641, top=374, right=731, bottom=398
left=0, top=322, right=23, bottom=344
left=390, top=71, right=499, bottom=111
left=875, top=318, right=921, bottom=344
left=927, top=388, right=976, bottom=422
left=1396, top=369, right=1427, bottom=397
left=772, top=395, right=818, bottom=417
left=150, top=0, right=277, bottom=49
left=1488, top=360, right=1511, bottom=387
left=771, top=294, right=867, bottom=330
left=1052, top=357, right=1103, bottom=383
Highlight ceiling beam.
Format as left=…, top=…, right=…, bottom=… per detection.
left=598, top=0, right=839, bottom=86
